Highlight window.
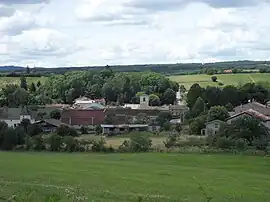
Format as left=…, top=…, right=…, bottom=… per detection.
left=214, top=123, right=219, bottom=128
left=143, top=97, right=146, bottom=102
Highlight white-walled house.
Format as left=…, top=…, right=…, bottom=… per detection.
left=0, top=107, right=35, bottom=128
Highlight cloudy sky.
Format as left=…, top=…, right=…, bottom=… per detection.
left=0, top=0, right=270, bottom=67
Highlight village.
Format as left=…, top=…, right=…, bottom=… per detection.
left=1, top=88, right=270, bottom=137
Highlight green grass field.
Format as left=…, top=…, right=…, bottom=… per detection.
left=0, top=77, right=47, bottom=88
left=0, top=152, right=269, bottom=201
left=170, top=73, right=270, bottom=89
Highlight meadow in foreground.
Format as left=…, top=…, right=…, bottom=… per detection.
left=0, top=152, right=269, bottom=201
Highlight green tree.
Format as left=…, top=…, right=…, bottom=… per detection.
left=29, top=82, right=36, bottom=93
left=27, top=124, right=43, bottom=137
left=95, top=125, right=103, bottom=135
left=163, top=88, right=176, bottom=105
left=220, top=85, right=240, bottom=106
left=47, top=134, right=63, bottom=152
left=207, top=106, right=229, bottom=122
left=37, top=80, right=42, bottom=88
left=56, top=125, right=78, bottom=137
left=179, top=85, right=187, bottom=93
left=149, top=94, right=160, bottom=106
left=211, top=76, right=217, bottom=82
left=204, top=86, right=222, bottom=107
left=20, top=76, right=28, bottom=90
left=189, top=115, right=206, bottom=135
left=20, top=119, right=31, bottom=134
left=187, top=83, right=203, bottom=108
left=191, top=97, right=205, bottom=117
left=0, top=128, right=17, bottom=150
left=225, top=103, right=234, bottom=111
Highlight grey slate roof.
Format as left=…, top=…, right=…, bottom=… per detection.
left=234, top=102, right=270, bottom=116
left=0, top=107, right=30, bottom=120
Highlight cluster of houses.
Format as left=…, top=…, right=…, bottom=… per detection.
left=0, top=92, right=189, bottom=135
left=203, top=101, right=270, bottom=135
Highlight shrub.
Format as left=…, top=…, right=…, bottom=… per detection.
left=91, top=138, right=107, bottom=152
left=47, top=134, right=63, bottom=152
left=31, top=134, right=46, bottom=151
left=218, top=82, right=224, bottom=86
left=211, top=76, right=217, bottom=82
left=178, top=136, right=206, bottom=147
left=163, top=134, right=178, bottom=148
left=119, top=135, right=152, bottom=152
left=56, top=125, right=78, bottom=137
left=118, top=140, right=131, bottom=152
left=95, top=125, right=103, bottom=135
left=235, top=139, right=248, bottom=151
left=216, top=137, right=235, bottom=149
left=80, top=126, right=88, bottom=135
left=63, top=136, right=79, bottom=152
left=129, top=135, right=152, bottom=152
left=27, top=124, right=43, bottom=137
left=252, top=137, right=269, bottom=150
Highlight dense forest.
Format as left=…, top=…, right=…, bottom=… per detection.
left=1, top=60, right=270, bottom=76
left=0, top=67, right=179, bottom=107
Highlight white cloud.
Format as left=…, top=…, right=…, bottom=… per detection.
left=0, top=0, right=270, bottom=66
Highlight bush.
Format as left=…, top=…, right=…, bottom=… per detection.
left=216, top=137, right=235, bottom=149
left=211, top=76, right=217, bottom=82
left=218, top=82, right=224, bottom=86
left=178, top=136, right=206, bottom=147
left=252, top=137, right=269, bottom=150
left=80, top=126, right=88, bottom=134
left=91, top=138, right=107, bottom=152
left=0, top=128, right=18, bottom=150
left=235, top=139, right=248, bottom=151
left=119, top=135, right=152, bottom=152
left=63, top=136, right=79, bottom=152
left=129, top=135, right=152, bottom=152
left=31, top=134, right=46, bottom=151
left=56, top=125, right=78, bottom=137
left=47, top=134, right=63, bottom=151
left=163, top=134, right=178, bottom=148
left=27, top=124, right=43, bottom=137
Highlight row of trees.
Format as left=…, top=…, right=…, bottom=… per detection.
left=0, top=69, right=179, bottom=107
left=187, top=82, right=269, bottom=110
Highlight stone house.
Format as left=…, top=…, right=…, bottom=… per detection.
left=202, top=120, right=224, bottom=136
left=203, top=108, right=270, bottom=136
left=0, top=107, right=35, bottom=128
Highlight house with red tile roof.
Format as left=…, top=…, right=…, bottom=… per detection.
left=60, top=109, right=105, bottom=129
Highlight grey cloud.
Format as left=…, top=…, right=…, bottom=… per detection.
left=124, top=0, right=187, bottom=11
left=126, top=0, right=269, bottom=11
left=198, top=0, right=263, bottom=8
left=0, top=6, right=15, bottom=17
left=0, top=0, right=49, bottom=4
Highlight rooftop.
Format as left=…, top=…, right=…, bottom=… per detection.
left=234, top=101, right=270, bottom=116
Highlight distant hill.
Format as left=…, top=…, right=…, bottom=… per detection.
left=0, top=66, right=25, bottom=72
left=1, top=60, right=270, bottom=75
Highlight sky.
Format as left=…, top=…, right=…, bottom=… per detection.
left=0, top=0, right=270, bottom=67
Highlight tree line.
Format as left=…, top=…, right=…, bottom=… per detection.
left=0, top=68, right=179, bottom=107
